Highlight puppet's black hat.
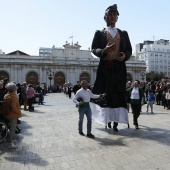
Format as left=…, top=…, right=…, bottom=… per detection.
left=105, top=4, right=119, bottom=16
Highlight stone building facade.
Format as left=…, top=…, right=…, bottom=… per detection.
left=136, top=39, right=170, bottom=77
left=0, top=42, right=146, bottom=87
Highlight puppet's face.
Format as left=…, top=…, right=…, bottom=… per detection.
left=105, top=11, right=118, bottom=27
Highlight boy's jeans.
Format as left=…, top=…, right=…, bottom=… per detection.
left=147, top=101, right=154, bottom=112
left=78, top=106, right=92, bottom=134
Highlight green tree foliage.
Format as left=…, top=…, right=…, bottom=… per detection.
left=146, top=71, right=165, bottom=81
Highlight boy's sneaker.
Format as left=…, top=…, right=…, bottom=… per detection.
left=79, top=132, right=85, bottom=136
left=87, top=133, right=95, bottom=138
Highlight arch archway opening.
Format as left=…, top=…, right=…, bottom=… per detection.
left=26, top=72, right=38, bottom=85
left=80, top=72, right=90, bottom=83
left=0, top=71, right=9, bottom=81
left=54, top=72, right=65, bottom=85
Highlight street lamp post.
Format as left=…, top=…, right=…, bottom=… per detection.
left=47, top=70, right=54, bottom=86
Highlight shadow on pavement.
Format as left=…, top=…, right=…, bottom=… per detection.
left=4, top=149, right=49, bottom=167
left=96, top=125, right=170, bottom=147
left=0, top=123, right=49, bottom=167
left=94, top=136, right=126, bottom=146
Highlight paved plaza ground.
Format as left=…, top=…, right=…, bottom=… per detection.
left=0, top=93, right=170, bottom=170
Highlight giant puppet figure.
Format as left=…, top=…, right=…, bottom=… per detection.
left=91, top=4, right=132, bottom=131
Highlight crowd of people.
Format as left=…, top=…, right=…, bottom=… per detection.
left=130, top=80, right=170, bottom=110
left=72, top=79, right=170, bottom=138
left=126, top=79, right=170, bottom=129
left=0, top=78, right=45, bottom=149
left=1, top=76, right=169, bottom=148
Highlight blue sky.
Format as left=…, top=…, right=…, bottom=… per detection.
left=0, top=0, right=170, bottom=55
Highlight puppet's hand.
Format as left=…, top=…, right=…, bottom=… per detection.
left=116, top=52, right=125, bottom=61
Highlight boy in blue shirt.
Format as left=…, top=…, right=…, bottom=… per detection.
left=146, top=90, right=155, bottom=113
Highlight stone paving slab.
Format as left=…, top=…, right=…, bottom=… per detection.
left=0, top=93, right=170, bottom=170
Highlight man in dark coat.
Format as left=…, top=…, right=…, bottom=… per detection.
left=73, top=81, right=81, bottom=95
left=91, top=4, right=132, bottom=131
left=67, top=83, right=72, bottom=99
